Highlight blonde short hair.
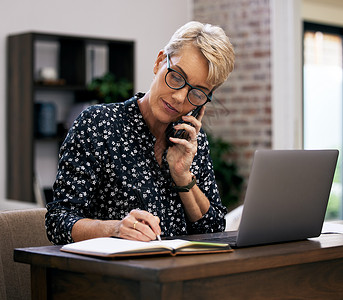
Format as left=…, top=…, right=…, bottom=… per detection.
left=164, top=21, right=235, bottom=89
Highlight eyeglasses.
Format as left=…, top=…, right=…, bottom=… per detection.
left=165, top=54, right=212, bottom=107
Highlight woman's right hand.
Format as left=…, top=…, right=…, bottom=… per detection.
left=112, top=209, right=161, bottom=241
left=71, top=209, right=161, bottom=242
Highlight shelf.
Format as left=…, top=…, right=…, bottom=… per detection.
left=34, top=136, right=65, bottom=143
left=7, top=31, right=134, bottom=203
left=34, top=83, right=88, bottom=92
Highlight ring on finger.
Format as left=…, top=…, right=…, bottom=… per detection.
left=133, top=220, right=139, bottom=230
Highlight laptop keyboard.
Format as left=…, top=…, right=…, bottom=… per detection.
left=199, top=234, right=237, bottom=245
left=169, top=231, right=238, bottom=245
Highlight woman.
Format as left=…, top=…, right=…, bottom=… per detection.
left=46, top=21, right=235, bottom=245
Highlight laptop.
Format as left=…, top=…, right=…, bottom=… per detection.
left=184, top=149, right=339, bottom=247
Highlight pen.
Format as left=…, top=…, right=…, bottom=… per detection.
left=133, top=186, right=161, bottom=241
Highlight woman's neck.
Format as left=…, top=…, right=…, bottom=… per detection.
left=137, top=92, right=167, bottom=140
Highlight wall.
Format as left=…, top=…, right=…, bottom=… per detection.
left=0, top=0, right=191, bottom=200
left=302, top=0, right=343, bottom=27
left=271, top=0, right=302, bottom=150
left=194, top=0, right=272, bottom=182
left=193, top=0, right=342, bottom=206
left=2, top=0, right=342, bottom=205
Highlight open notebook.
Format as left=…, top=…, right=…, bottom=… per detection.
left=60, top=237, right=233, bottom=258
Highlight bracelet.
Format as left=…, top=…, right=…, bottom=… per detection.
left=172, top=174, right=196, bottom=192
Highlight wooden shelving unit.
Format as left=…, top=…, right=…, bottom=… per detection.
left=7, top=32, right=134, bottom=203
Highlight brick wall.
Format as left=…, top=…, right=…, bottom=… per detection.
left=194, top=0, right=272, bottom=204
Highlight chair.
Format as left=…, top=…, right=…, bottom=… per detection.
left=0, top=208, right=51, bottom=300
left=225, top=205, right=243, bottom=231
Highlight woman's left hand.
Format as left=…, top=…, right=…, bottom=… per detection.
left=166, top=106, right=205, bottom=185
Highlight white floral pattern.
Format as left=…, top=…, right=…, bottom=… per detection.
left=46, top=97, right=227, bottom=245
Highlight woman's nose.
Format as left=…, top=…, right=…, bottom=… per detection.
left=171, top=87, right=188, bottom=104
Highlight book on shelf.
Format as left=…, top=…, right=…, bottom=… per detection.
left=60, top=237, right=233, bottom=258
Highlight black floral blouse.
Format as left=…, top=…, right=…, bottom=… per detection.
left=45, top=96, right=227, bottom=245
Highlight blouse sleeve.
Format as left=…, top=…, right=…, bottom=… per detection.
left=187, top=130, right=228, bottom=234
left=45, top=106, right=104, bottom=245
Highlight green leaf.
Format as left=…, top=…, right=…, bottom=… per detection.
left=207, top=133, right=243, bottom=208
left=87, top=72, right=133, bottom=103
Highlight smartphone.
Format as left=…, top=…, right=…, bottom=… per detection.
left=165, top=105, right=203, bottom=147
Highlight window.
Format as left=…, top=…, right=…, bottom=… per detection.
left=303, top=22, right=343, bottom=219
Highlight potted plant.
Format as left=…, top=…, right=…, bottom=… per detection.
left=207, top=133, right=244, bottom=208
left=87, top=72, right=133, bottom=103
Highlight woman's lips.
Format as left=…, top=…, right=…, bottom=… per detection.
left=162, top=100, right=179, bottom=115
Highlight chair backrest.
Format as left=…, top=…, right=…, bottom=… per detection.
left=0, top=208, right=50, bottom=300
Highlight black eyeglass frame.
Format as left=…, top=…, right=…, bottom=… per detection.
left=165, top=54, right=212, bottom=107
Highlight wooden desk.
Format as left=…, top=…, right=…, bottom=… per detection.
left=14, top=233, right=343, bottom=300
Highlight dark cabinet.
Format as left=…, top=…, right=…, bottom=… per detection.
left=7, top=32, right=134, bottom=203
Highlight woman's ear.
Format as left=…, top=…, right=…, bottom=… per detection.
left=153, top=50, right=166, bottom=75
